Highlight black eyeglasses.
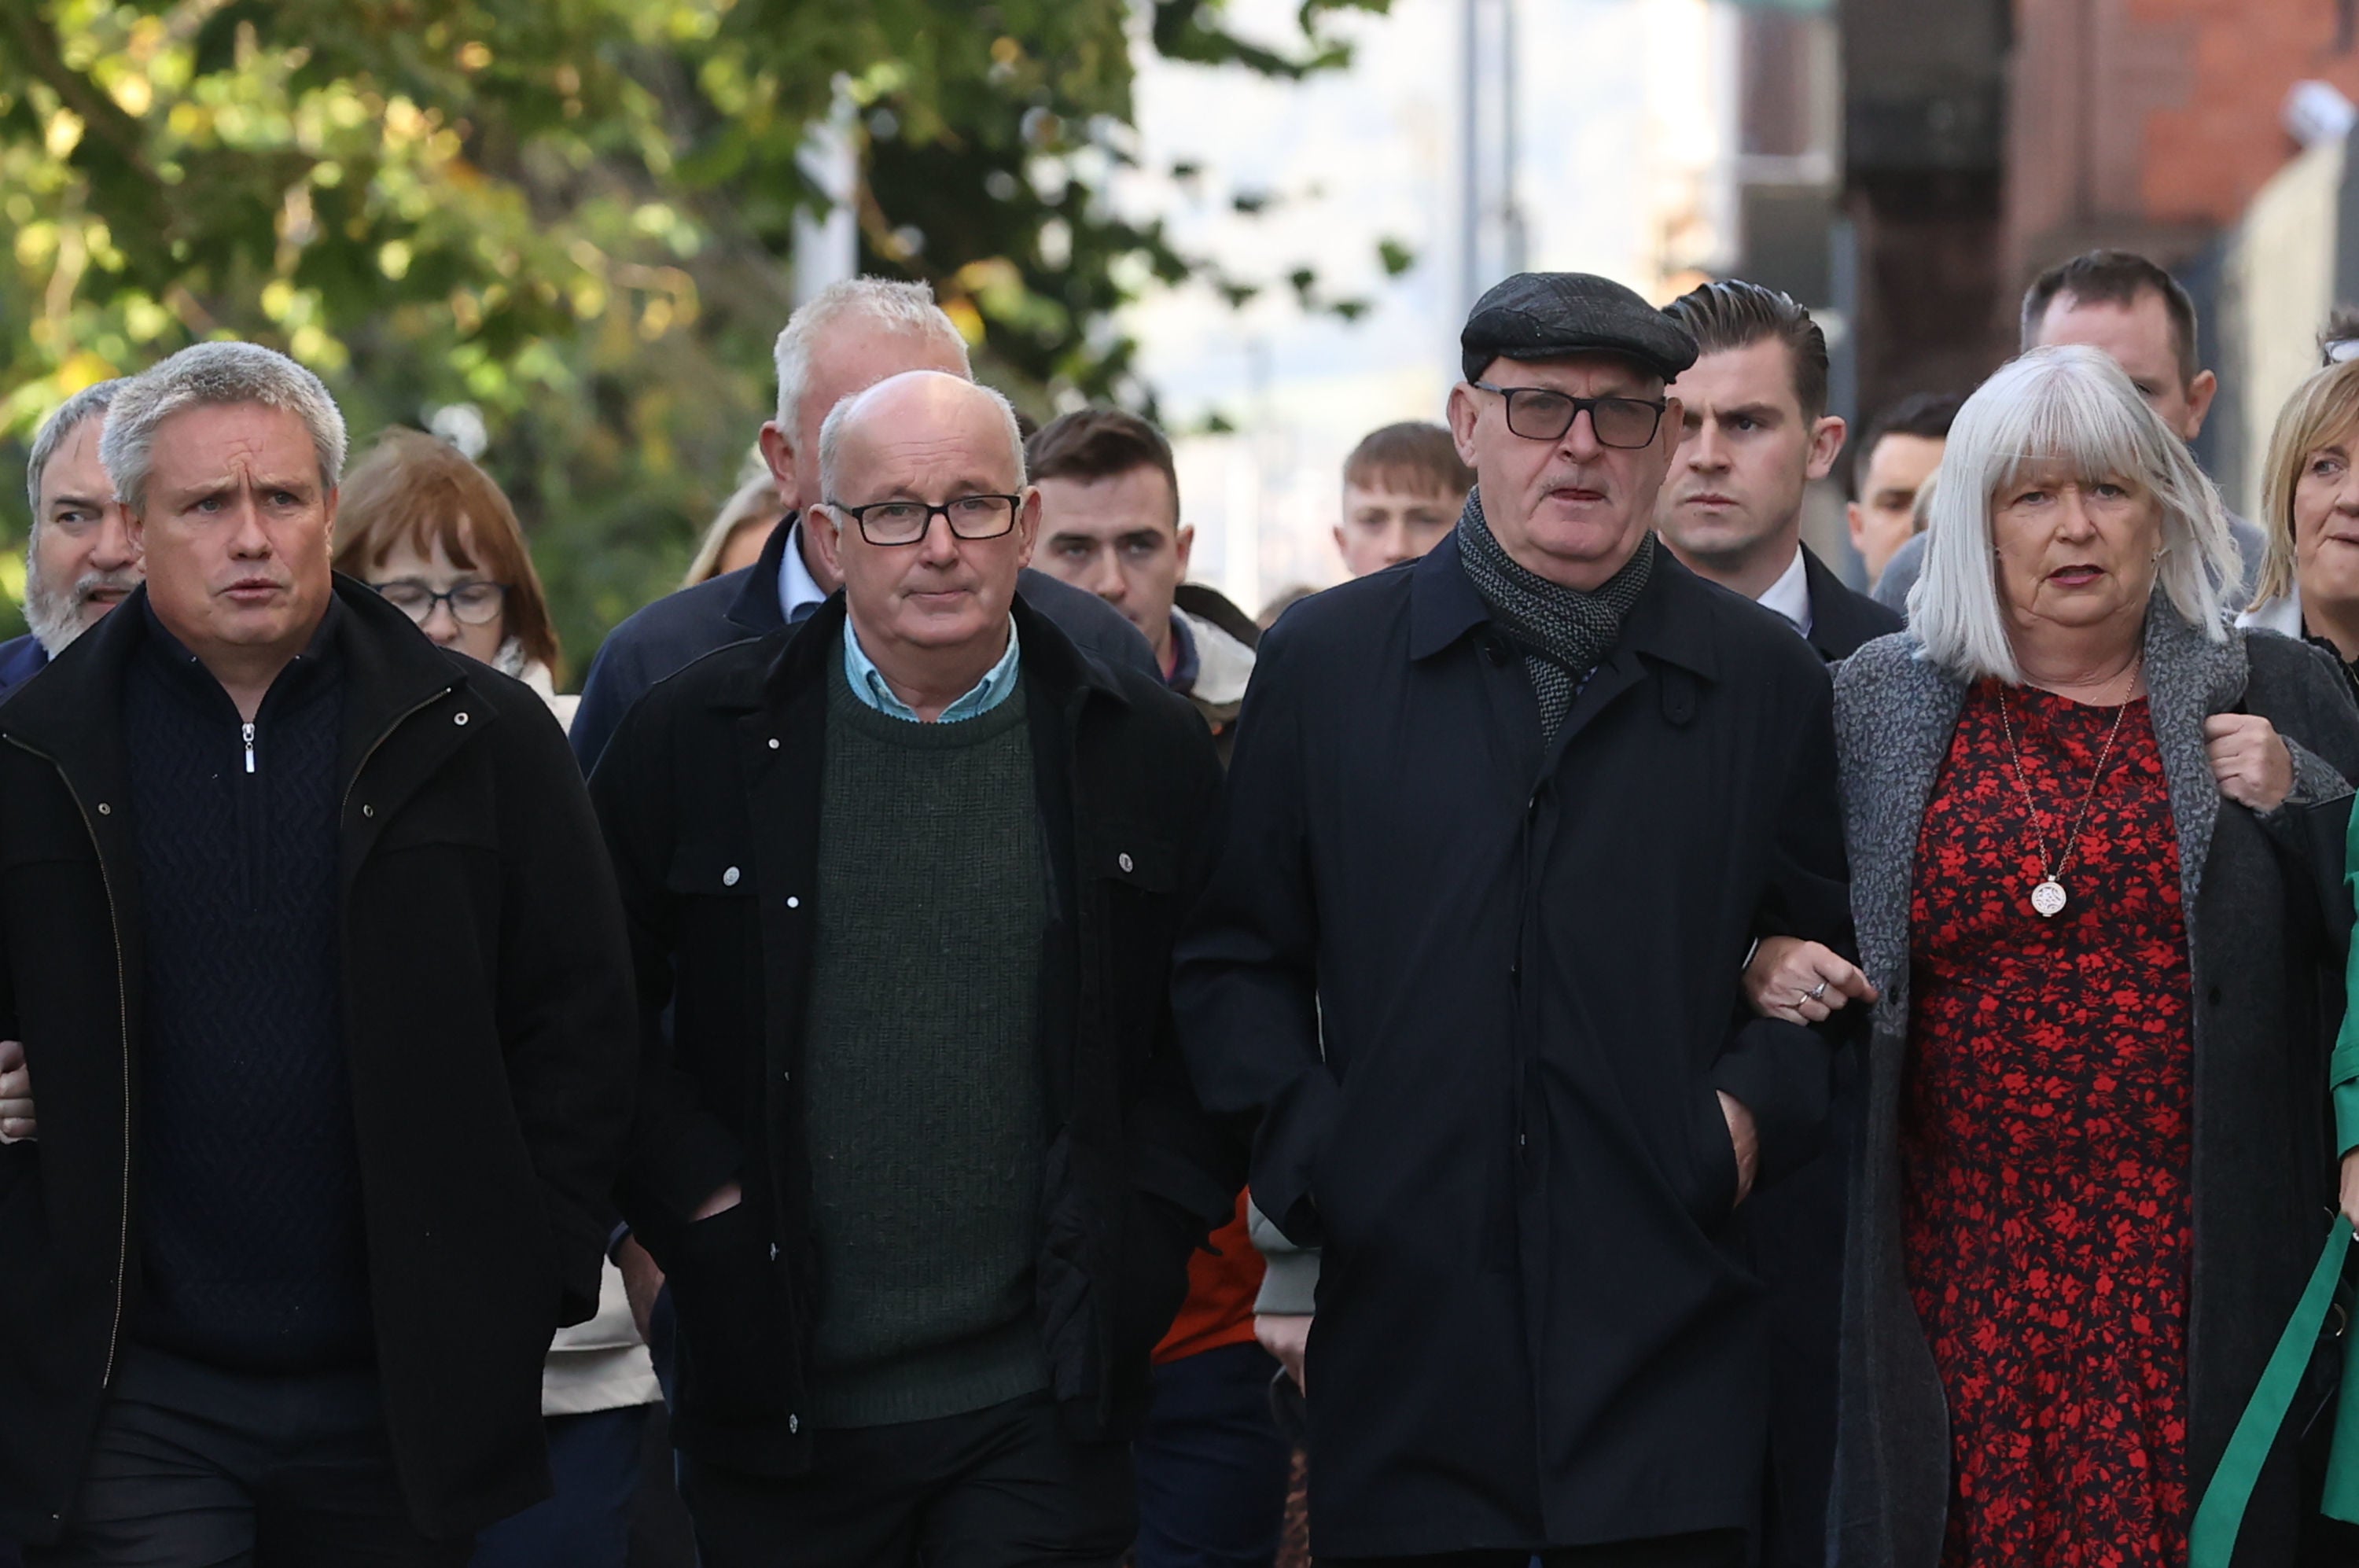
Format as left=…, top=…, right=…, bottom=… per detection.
left=371, top=578, right=509, bottom=626
left=825, top=494, right=1023, bottom=547
left=1470, top=382, right=1667, bottom=450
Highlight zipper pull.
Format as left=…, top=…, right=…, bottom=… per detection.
left=241, top=721, right=256, bottom=775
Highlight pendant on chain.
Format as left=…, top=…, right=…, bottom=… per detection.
left=2031, top=878, right=2068, bottom=918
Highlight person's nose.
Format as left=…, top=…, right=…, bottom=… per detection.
left=1086, top=549, right=1127, bottom=602
left=1684, top=421, right=1725, bottom=472
left=419, top=598, right=462, bottom=647
left=1556, top=406, right=1605, bottom=464
left=88, top=507, right=138, bottom=571
left=915, top=509, right=962, bottom=568
left=1377, top=519, right=1412, bottom=565
left=2054, top=488, right=2099, bottom=542
left=2337, top=469, right=2359, bottom=515
left=225, top=496, right=272, bottom=558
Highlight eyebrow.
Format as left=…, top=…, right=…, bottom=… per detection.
left=1712, top=402, right=1782, bottom=424
left=46, top=490, right=112, bottom=512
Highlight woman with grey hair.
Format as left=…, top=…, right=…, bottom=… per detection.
left=1746, top=344, right=2359, bottom=1566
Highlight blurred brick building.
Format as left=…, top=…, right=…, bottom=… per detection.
left=1841, top=0, right=2359, bottom=418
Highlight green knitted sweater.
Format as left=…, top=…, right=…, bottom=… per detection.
left=800, top=656, right=1052, bottom=1428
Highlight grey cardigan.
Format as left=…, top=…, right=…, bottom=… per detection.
left=1831, top=608, right=2359, bottom=1568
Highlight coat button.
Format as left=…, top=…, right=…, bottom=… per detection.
left=361, top=804, right=374, bottom=818
left=723, top=867, right=741, bottom=887
left=789, top=1414, right=800, bottom=1434
left=96, top=802, right=111, bottom=815
left=786, top=896, right=800, bottom=909
left=769, top=1242, right=779, bottom=1261
left=453, top=711, right=469, bottom=726
left=767, top=738, right=781, bottom=750
left=1118, top=852, right=1134, bottom=874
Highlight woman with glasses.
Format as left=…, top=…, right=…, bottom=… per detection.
left=331, top=427, right=662, bottom=1568
left=1744, top=346, right=2359, bottom=1566
left=333, top=427, right=576, bottom=728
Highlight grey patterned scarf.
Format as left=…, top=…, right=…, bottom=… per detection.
left=1455, top=487, right=1655, bottom=743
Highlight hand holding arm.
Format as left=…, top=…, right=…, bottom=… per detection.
left=0, top=1038, right=35, bottom=1143
left=2206, top=714, right=2295, bottom=813
left=1744, top=937, right=1878, bottom=1025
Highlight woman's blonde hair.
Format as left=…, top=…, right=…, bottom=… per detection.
left=683, top=472, right=788, bottom=588
left=1909, top=344, right=2236, bottom=682
left=2251, top=358, right=2359, bottom=609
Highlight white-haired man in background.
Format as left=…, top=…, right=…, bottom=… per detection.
left=0, top=381, right=142, bottom=702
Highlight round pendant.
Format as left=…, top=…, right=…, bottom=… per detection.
left=2031, top=879, right=2068, bottom=918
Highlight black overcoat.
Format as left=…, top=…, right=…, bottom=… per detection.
left=0, top=579, right=639, bottom=1544
left=1172, top=536, right=1853, bottom=1555
left=587, top=594, right=1241, bottom=1477
left=1831, top=611, right=2359, bottom=1568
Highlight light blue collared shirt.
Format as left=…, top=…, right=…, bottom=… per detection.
left=841, top=613, right=1022, bottom=723
left=777, top=520, right=829, bottom=624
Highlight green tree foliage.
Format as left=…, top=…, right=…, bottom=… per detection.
left=0, top=0, right=1390, bottom=667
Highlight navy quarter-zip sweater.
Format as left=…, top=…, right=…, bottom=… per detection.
left=121, top=601, right=370, bottom=1372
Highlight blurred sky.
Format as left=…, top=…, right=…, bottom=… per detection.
left=1119, top=0, right=1735, bottom=610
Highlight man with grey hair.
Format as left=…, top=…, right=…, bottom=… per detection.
left=569, top=274, right=1151, bottom=771
left=590, top=369, right=1236, bottom=1566
left=0, top=381, right=141, bottom=701
left=0, top=339, right=638, bottom=1565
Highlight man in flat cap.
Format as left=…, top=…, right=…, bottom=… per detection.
left=1176, top=273, right=1853, bottom=1567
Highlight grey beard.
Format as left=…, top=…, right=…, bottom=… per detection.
left=23, top=572, right=83, bottom=658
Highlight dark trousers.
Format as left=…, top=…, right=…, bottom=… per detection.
left=675, top=1392, right=1134, bottom=1568
left=1323, top=1534, right=1746, bottom=1568
left=470, top=1405, right=650, bottom=1568
left=25, top=1345, right=464, bottom=1568
left=1132, top=1342, right=1290, bottom=1568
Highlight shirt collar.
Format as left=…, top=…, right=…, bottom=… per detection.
left=840, top=612, right=1022, bottom=723
left=1162, top=609, right=1200, bottom=694
left=777, top=520, right=830, bottom=625
left=1754, top=544, right=1812, bottom=637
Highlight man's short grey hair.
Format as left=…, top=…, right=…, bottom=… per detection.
left=101, top=341, right=348, bottom=513
left=772, top=277, right=972, bottom=440
left=816, top=371, right=1025, bottom=504
left=1909, top=344, right=2236, bottom=683
left=24, top=380, right=123, bottom=519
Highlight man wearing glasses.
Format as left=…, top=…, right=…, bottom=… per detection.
left=1175, top=273, right=1853, bottom=1567
left=589, top=369, right=1236, bottom=1568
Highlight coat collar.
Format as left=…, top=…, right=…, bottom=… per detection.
left=1801, top=544, right=1904, bottom=662
left=755, top=589, right=1130, bottom=718
left=1838, top=603, right=2244, bottom=1022
left=1408, top=530, right=1720, bottom=679
left=723, top=507, right=801, bottom=636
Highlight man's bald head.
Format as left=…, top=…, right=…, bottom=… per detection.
left=817, top=370, right=1026, bottom=503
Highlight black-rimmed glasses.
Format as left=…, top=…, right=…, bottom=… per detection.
left=826, top=494, right=1022, bottom=547
left=1470, top=382, right=1667, bottom=449
left=371, top=578, right=508, bottom=626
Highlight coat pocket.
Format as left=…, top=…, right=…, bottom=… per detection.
left=665, top=1202, right=794, bottom=1428
left=1681, top=1082, right=1742, bottom=1235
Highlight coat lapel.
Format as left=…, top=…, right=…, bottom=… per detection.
left=1833, top=637, right=1961, bottom=1027
left=2138, top=607, right=2244, bottom=972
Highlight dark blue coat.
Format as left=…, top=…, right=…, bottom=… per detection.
left=1172, top=535, right=1853, bottom=1555
left=569, top=516, right=1154, bottom=771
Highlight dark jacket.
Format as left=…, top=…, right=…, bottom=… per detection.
left=587, top=592, right=1239, bottom=1474
left=0, top=579, right=639, bottom=1545
left=1172, top=536, right=1853, bottom=1555
left=1831, top=611, right=2359, bottom=1568
left=0, top=635, right=46, bottom=704
left=570, top=516, right=1157, bottom=771
left=1800, top=546, right=1901, bottom=663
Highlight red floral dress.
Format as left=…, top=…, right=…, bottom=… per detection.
left=1903, top=679, right=2193, bottom=1568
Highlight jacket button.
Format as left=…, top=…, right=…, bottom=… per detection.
left=96, top=802, right=111, bottom=815
left=453, top=711, right=469, bottom=726
left=1118, top=852, right=1134, bottom=873
left=767, top=738, right=780, bottom=750
left=769, top=1242, right=779, bottom=1261
left=361, top=804, right=374, bottom=819
left=723, top=867, right=741, bottom=887
left=786, top=896, right=801, bottom=909
left=789, top=1414, right=800, bottom=1434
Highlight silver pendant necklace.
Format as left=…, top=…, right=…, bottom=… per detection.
left=1995, top=661, right=2140, bottom=919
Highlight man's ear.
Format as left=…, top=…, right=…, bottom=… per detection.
left=1174, top=522, right=1195, bottom=576
left=2183, top=370, right=2218, bottom=441
left=1846, top=500, right=1868, bottom=554
left=1805, top=414, right=1847, bottom=483
left=808, top=503, right=845, bottom=581
left=1445, top=383, right=1481, bottom=464
left=1014, top=487, right=1042, bottom=569
left=757, top=422, right=797, bottom=507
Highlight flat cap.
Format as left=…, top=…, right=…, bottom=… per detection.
left=1460, top=271, right=1698, bottom=385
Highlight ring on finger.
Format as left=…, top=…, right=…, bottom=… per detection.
left=1809, top=981, right=1829, bottom=1000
